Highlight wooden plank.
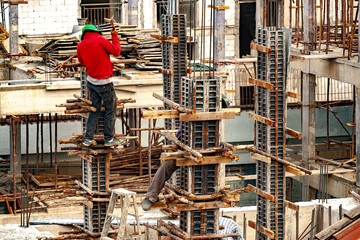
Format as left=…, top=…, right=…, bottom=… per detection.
left=248, top=113, right=276, bottom=127
left=207, top=5, right=230, bottom=10
left=250, top=152, right=271, bottom=164
left=175, top=156, right=233, bottom=166
left=285, top=200, right=299, bottom=211
left=235, top=144, right=254, bottom=150
left=179, top=111, right=238, bottom=122
left=286, top=128, right=302, bottom=139
left=249, top=77, right=275, bottom=90
left=0, top=24, right=9, bottom=38
left=288, top=91, right=300, bottom=99
left=142, top=110, right=179, bottom=119
left=30, top=175, right=76, bottom=187
left=247, top=184, right=275, bottom=202
left=248, top=220, right=275, bottom=238
left=176, top=201, right=228, bottom=211
left=150, top=34, right=178, bottom=43
left=143, top=108, right=240, bottom=119
left=286, top=165, right=303, bottom=176
left=250, top=42, right=272, bottom=54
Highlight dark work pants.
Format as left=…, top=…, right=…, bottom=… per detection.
left=146, top=159, right=179, bottom=203
left=84, top=82, right=117, bottom=142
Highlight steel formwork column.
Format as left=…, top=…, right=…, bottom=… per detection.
left=214, top=0, right=225, bottom=63
left=128, top=0, right=138, bottom=26
left=9, top=1, right=19, bottom=60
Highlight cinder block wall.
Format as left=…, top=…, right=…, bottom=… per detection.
left=18, top=0, right=80, bottom=35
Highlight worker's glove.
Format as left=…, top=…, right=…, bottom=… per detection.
left=111, top=28, right=118, bottom=36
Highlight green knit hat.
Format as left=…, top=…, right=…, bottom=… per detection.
left=81, top=24, right=102, bottom=40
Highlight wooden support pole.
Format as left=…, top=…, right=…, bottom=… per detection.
left=153, top=93, right=193, bottom=114
left=158, top=131, right=202, bottom=158
left=245, top=146, right=312, bottom=174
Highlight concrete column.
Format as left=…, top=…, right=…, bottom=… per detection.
left=214, top=0, right=225, bottom=62
left=10, top=121, right=21, bottom=181
left=303, top=0, right=314, bottom=51
left=234, top=0, right=240, bottom=58
left=356, top=87, right=360, bottom=188
left=9, top=2, right=19, bottom=60
left=256, top=0, right=264, bottom=31
left=301, top=72, right=316, bottom=201
left=128, top=0, right=138, bottom=26
left=167, top=0, right=179, bottom=15
left=358, top=0, right=360, bottom=64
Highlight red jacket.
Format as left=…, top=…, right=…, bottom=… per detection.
left=77, top=32, right=121, bottom=79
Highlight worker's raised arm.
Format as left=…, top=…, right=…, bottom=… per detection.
left=102, top=30, right=121, bottom=57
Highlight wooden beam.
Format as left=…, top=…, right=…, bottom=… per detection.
left=288, top=91, right=300, bottom=99
left=248, top=220, right=275, bottom=238
left=150, top=34, right=178, bottom=43
left=142, top=108, right=240, bottom=119
left=179, top=111, right=239, bottom=122
left=176, top=201, right=229, bottom=211
left=286, top=165, right=303, bottom=176
left=286, top=128, right=302, bottom=139
left=142, top=110, right=179, bottom=119
left=248, top=113, right=276, bottom=127
left=245, top=146, right=312, bottom=175
left=158, top=68, right=174, bottom=75
left=249, top=77, right=275, bottom=90
left=285, top=200, right=299, bottom=211
left=158, top=131, right=203, bottom=158
left=247, top=184, right=275, bottom=202
left=153, top=93, right=193, bottom=113
left=175, top=156, right=233, bottom=166
left=250, top=42, right=272, bottom=54
left=207, top=5, right=230, bottom=10
left=250, top=152, right=271, bottom=164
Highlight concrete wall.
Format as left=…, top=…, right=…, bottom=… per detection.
left=221, top=198, right=358, bottom=240
left=18, top=0, right=80, bottom=35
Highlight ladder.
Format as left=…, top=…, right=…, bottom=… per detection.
left=101, top=188, right=143, bottom=240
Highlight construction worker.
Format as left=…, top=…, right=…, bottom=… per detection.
left=142, top=94, right=231, bottom=211
left=219, top=216, right=245, bottom=240
left=77, top=24, right=124, bottom=147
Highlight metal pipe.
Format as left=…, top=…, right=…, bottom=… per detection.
left=55, top=113, right=58, bottom=189
left=26, top=116, right=29, bottom=188
left=41, top=114, right=44, bottom=163
left=49, top=113, right=52, bottom=168
left=36, top=115, right=39, bottom=174
left=12, top=118, right=16, bottom=215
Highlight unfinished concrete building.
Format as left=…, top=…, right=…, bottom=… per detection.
left=0, top=0, right=359, bottom=239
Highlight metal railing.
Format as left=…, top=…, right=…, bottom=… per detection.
left=81, top=3, right=122, bottom=26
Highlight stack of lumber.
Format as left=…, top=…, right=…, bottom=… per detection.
left=99, top=22, right=162, bottom=70
left=37, top=38, right=79, bottom=61
left=110, top=145, right=162, bottom=174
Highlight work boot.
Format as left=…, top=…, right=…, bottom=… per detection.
left=104, top=137, right=125, bottom=147
left=141, top=198, right=152, bottom=211
left=83, top=139, right=97, bottom=147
